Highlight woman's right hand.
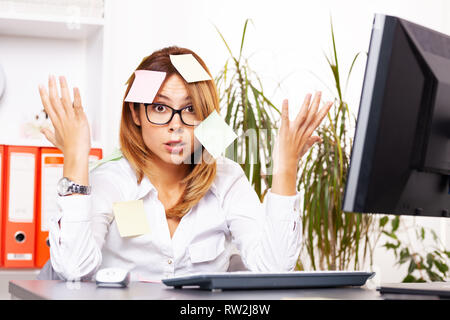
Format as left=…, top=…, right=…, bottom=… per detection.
left=38, top=75, right=91, bottom=185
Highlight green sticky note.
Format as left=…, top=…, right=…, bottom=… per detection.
left=112, top=200, right=150, bottom=237
left=89, top=148, right=123, bottom=172
left=194, top=110, right=238, bottom=159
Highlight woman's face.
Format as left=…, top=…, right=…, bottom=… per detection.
left=130, top=74, right=202, bottom=166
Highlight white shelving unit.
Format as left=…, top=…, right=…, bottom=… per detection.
left=0, top=12, right=104, bottom=39
left=0, top=8, right=106, bottom=149
left=0, top=3, right=106, bottom=279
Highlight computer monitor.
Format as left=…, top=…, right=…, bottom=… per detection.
left=342, top=13, right=450, bottom=218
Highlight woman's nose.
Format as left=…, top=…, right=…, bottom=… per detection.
left=169, top=112, right=183, bottom=131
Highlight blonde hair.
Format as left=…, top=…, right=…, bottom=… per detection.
left=119, top=46, right=219, bottom=219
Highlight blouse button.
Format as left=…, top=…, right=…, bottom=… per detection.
left=168, top=259, right=173, bottom=265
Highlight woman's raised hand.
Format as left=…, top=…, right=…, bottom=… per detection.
left=38, top=75, right=91, bottom=159
left=270, top=91, right=332, bottom=196
left=273, top=92, right=333, bottom=175
left=38, top=75, right=91, bottom=185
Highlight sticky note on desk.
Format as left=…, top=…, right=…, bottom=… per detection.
left=170, top=54, right=212, bottom=83
left=194, top=110, right=238, bottom=159
left=112, top=200, right=150, bottom=237
left=124, top=70, right=166, bottom=104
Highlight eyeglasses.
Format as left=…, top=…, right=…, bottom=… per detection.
left=141, top=103, right=200, bottom=126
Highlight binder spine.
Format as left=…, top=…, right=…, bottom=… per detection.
left=1, top=146, right=38, bottom=268
left=0, top=145, right=4, bottom=267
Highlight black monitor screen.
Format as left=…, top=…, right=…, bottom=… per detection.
left=342, top=14, right=450, bottom=217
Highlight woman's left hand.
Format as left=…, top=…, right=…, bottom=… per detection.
left=272, top=91, right=333, bottom=175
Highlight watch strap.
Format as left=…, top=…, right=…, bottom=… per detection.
left=69, top=183, right=91, bottom=195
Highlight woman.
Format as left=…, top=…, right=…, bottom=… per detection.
left=38, top=46, right=332, bottom=281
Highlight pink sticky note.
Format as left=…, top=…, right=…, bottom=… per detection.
left=124, top=70, right=166, bottom=104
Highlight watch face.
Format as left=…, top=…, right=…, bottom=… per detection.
left=57, top=177, right=72, bottom=196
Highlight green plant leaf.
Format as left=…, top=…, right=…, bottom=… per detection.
left=407, top=259, right=416, bottom=273
left=399, top=248, right=410, bottom=264
left=343, top=51, right=364, bottom=98
left=426, top=253, right=434, bottom=269
left=383, top=242, right=400, bottom=252
left=379, top=216, right=389, bottom=228
left=238, top=19, right=253, bottom=63
left=391, top=216, right=400, bottom=232
left=426, top=269, right=443, bottom=282
left=434, top=260, right=449, bottom=274
left=382, top=230, right=398, bottom=240
left=402, top=274, right=417, bottom=283
left=214, top=23, right=235, bottom=59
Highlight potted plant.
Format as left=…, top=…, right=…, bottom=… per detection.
left=215, top=19, right=280, bottom=201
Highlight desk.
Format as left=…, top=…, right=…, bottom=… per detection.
left=9, top=280, right=382, bottom=300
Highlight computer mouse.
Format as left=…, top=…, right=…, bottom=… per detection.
left=95, top=267, right=130, bottom=288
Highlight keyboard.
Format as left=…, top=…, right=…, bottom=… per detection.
left=378, top=281, right=450, bottom=299
left=162, top=270, right=375, bottom=290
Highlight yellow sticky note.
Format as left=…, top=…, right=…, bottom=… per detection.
left=169, top=54, right=212, bottom=83
left=112, top=200, right=150, bottom=237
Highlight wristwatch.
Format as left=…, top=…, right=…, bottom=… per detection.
left=57, top=177, right=91, bottom=196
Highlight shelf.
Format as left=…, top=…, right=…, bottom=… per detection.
left=0, top=9, right=106, bottom=148
left=0, top=138, right=103, bottom=149
left=0, top=12, right=104, bottom=40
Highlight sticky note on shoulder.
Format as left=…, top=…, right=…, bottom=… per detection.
left=170, top=54, right=212, bottom=83
left=89, top=148, right=123, bottom=172
left=194, top=110, right=238, bottom=159
left=112, top=200, right=150, bottom=237
left=124, top=70, right=166, bottom=104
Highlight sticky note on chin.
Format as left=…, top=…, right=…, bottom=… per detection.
left=170, top=54, right=212, bottom=83
left=194, top=110, right=238, bottom=159
left=112, top=200, right=150, bottom=237
left=124, top=70, right=166, bottom=104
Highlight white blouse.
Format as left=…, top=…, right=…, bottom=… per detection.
left=49, top=155, right=302, bottom=282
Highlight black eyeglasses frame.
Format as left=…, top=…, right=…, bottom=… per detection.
left=137, top=102, right=198, bottom=126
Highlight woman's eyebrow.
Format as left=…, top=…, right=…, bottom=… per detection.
left=155, top=93, right=191, bottom=102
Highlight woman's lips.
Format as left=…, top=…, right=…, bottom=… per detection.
left=164, top=142, right=185, bottom=153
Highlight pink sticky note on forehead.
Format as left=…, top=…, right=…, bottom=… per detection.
left=124, top=70, right=166, bottom=104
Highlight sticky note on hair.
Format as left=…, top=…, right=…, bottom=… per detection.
left=194, top=110, right=238, bottom=159
left=112, top=200, right=150, bottom=237
left=124, top=70, right=166, bottom=104
left=169, top=54, right=212, bottom=83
